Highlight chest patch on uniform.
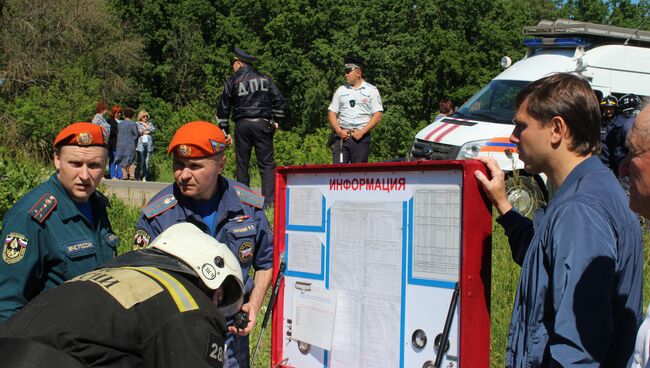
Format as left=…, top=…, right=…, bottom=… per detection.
left=69, top=268, right=163, bottom=309
left=143, top=194, right=177, bottom=219
left=29, top=193, right=57, bottom=223
left=3, top=233, right=28, bottom=264
left=230, top=224, right=255, bottom=235
left=64, top=240, right=96, bottom=258
left=238, top=241, right=254, bottom=263
left=133, top=230, right=151, bottom=250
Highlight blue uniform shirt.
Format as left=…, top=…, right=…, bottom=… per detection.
left=135, top=176, right=273, bottom=297
left=0, top=174, right=118, bottom=321
left=135, top=176, right=272, bottom=368
left=497, top=157, right=643, bottom=367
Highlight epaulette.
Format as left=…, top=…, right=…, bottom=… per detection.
left=143, top=194, right=177, bottom=219
left=234, top=185, right=264, bottom=209
left=29, top=193, right=58, bottom=223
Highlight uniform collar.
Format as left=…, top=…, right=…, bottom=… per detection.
left=172, top=176, right=246, bottom=226
left=235, top=64, right=253, bottom=76
left=346, top=80, right=367, bottom=90
left=549, top=156, right=603, bottom=203
left=48, top=173, right=103, bottom=221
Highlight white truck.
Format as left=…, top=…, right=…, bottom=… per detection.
left=409, top=19, right=650, bottom=215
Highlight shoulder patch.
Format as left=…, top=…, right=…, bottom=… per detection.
left=3, top=233, right=28, bottom=264
left=29, top=193, right=58, bottom=223
left=133, top=230, right=151, bottom=250
left=234, top=185, right=264, bottom=209
left=143, top=194, right=177, bottom=219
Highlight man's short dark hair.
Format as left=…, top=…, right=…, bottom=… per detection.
left=123, top=107, right=134, bottom=119
left=515, top=73, right=600, bottom=156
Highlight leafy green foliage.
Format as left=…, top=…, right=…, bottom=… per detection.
left=0, top=147, right=49, bottom=219
left=104, top=191, right=143, bottom=254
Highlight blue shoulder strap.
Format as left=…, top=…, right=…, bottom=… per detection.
left=143, top=194, right=178, bottom=219
left=233, top=185, right=264, bottom=209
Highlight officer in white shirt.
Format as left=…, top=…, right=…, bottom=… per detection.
left=327, top=56, right=383, bottom=163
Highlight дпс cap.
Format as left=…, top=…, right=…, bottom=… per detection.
left=233, top=47, right=257, bottom=64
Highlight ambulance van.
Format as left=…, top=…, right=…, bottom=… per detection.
left=409, top=19, right=650, bottom=216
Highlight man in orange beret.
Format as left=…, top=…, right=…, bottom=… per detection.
left=135, top=121, right=273, bottom=368
left=0, top=122, right=118, bottom=321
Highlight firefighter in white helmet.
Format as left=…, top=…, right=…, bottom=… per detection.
left=0, top=222, right=243, bottom=368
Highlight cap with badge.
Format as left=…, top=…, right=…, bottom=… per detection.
left=344, top=55, right=364, bottom=73
left=167, top=121, right=228, bottom=158
left=53, top=122, right=108, bottom=148
left=232, top=47, right=257, bottom=65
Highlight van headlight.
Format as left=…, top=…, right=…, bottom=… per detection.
left=457, top=140, right=489, bottom=159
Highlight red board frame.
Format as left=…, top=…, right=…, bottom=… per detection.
left=270, top=160, right=492, bottom=367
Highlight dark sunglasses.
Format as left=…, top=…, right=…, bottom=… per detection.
left=345, top=67, right=358, bottom=74
left=230, top=58, right=238, bottom=67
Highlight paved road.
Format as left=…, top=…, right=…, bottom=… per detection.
left=102, top=179, right=262, bottom=208
left=101, top=179, right=169, bottom=208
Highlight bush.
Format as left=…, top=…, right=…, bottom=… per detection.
left=104, top=191, right=142, bottom=254
left=0, top=147, right=49, bottom=219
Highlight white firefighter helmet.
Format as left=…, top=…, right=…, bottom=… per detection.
left=149, top=222, right=244, bottom=316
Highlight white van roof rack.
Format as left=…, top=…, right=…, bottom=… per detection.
left=523, top=19, right=650, bottom=45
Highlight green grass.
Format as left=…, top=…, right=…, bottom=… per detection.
left=107, top=198, right=650, bottom=367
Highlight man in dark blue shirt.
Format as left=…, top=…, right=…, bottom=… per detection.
left=475, top=74, right=643, bottom=367
left=216, top=47, right=286, bottom=209
left=135, top=121, right=273, bottom=368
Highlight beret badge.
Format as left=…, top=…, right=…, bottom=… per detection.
left=177, top=144, right=192, bottom=157
left=77, top=132, right=93, bottom=146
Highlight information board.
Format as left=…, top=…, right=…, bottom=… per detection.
left=270, top=160, right=492, bottom=368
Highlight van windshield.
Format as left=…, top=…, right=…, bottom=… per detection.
left=453, top=80, right=530, bottom=124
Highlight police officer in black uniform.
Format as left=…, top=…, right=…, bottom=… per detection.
left=599, top=95, right=621, bottom=174
left=217, top=47, right=286, bottom=209
left=0, top=223, right=245, bottom=368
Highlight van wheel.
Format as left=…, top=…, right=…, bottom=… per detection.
left=505, top=174, right=547, bottom=217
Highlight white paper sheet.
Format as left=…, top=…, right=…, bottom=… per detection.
left=287, top=233, right=322, bottom=275
left=288, top=188, right=323, bottom=227
left=328, top=201, right=403, bottom=367
left=412, top=188, right=461, bottom=282
left=291, top=286, right=337, bottom=351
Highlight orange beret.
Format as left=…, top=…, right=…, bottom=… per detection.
left=53, top=122, right=108, bottom=148
left=167, top=121, right=227, bottom=158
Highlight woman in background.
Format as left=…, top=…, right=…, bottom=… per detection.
left=107, top=105, right=122, bottom=179
left=91, top=101, right=110, bottom=137
left=135, top=110, right=155, bottom=182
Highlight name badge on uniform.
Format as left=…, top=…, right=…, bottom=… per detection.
left=64, top=240, right=96, bottom=258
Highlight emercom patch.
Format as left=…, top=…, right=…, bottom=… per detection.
left=3, top=233, right=28, bottom=264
